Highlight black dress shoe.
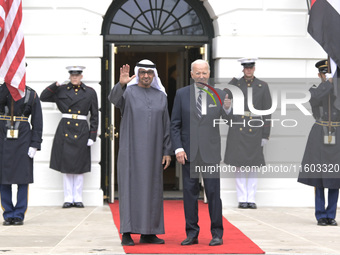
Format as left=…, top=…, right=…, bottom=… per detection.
left=317, top=218, right=328, bottom=226
left=209, top=237, right=223, bottom=246
left=238, top=202, right=248, bottom=209
left=181, top=237, right=198, bottom=245
left=62, top=202, right=73, bottom=208
left=3, top=218, right=13, bottom=226
left=12, top=217, right=24, bottom=225
left=74, top=202, right=84, bottom=208
left=121, top=233, right=135, bottom=246
left=248, top=202, right=257, bottom=209
left=327, top=218, right=338, bottom=226
left=140, top=234, right=165, bottom=244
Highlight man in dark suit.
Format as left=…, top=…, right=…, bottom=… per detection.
left=170, top=59, right=231, bottom=246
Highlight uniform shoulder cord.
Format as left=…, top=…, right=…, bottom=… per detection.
left=10, top=98, right=14, bottom=127
left=327, top=57, right=332, bottom=143
left=9, top=98, right=15, bottom=137
left=328, top=94, right=332, bottom=143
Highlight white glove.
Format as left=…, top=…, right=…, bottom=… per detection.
left=87, top=139, right=94, bottom=146
left=28, top=147, right=37, bottom=158
left=261, top=138, right=268, bottom=147
left=325, top=73, right=333, bottom=81
left=56, top=80, right=68, bottom=86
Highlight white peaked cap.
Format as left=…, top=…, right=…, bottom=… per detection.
left=238, top=57, right=258, bottom=65
left=66, top=66, right=85, bottom=74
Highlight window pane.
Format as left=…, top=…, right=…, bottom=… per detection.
left=163, top=0, right=178, bottom=12
left=112, top=10, right=135, bottom=27
left=110, top=24, right=130, bottom=34
left=183, top=24, right=203, bottom=35
left=179, top=10, right=199, bottom=27
left=172, top=0, right=190, bottom=17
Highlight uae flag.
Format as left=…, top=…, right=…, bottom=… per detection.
left=0, top=0, right=26, bottom=101
left=308, top=0, right=340, bottom=109
left=308, top=0, right=340, bottom=68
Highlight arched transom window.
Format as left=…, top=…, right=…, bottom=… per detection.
left=109, top=0, right=204, bottom=35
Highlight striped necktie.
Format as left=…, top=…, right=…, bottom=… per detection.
left=196, top=90, right=203, bottom=118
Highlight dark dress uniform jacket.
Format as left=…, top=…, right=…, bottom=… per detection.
left=298, top=80, right=340, bottom=189
left=0, top=84, right=43, bottom=184
left=40, top=82, right=98, bottom=174
left=224, top=77, right=272, bottom=167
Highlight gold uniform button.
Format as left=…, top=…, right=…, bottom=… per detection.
left=240, top=128, right=243, bottom=131
left=250, top=116, right=253, bottom=120
left=74, top=135, right=78, bottom=138
left=259, top=84, right=262, bottom=87
left=249, top=129, right=252, bottom=132
left=241, top=116, right=244, bottom=119
left=76, top=123, right=79, bottom=126
left=78, top=111, right=81, bottom=114
left=247, top=84, right=251, bottom=87
left=65, top=134, right=68, bottom=137
left=67, top=121, right=70, bottom=125
left=68, top=109, right=71, bottom=112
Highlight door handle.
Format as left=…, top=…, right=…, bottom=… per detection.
left=105, top=125, right=113, bottom=140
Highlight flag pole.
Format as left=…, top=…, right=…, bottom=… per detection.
left=306, top=0, right=311, bottom=14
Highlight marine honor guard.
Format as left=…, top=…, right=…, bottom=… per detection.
left=40, top=66, right=99, bottom=208
left=224, top=58, right=272, bottom=209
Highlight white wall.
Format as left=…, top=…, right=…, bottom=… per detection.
left=22, top=0, right=328, bottom=207
left=204, top=0, right=328, bottom=207
left=23, top=0, right=112, bottom=206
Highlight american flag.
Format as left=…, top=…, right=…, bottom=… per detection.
left=0, top=0, right=26, bottom=101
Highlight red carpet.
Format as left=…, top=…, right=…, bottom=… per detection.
left=109, top=200, right=265, bottom=254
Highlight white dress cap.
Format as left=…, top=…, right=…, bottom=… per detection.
left=66, top=66, right=86, bottom=74
left=238, top=57, right=258, bottom=67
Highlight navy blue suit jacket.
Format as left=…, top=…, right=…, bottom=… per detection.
left=170, top=84, right=229, bottom=164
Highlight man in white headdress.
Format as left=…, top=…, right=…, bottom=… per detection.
left=108, top=60, right=172, bottom=246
